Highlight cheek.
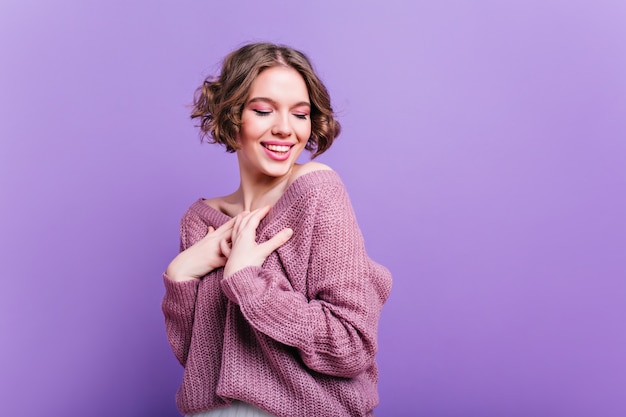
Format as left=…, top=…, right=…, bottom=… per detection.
left=239, top=117, right=267, bottom=140
left=296, top=122, right=312, bottom=141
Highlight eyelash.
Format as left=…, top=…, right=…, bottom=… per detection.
left=252, top=110, right=308, bottom=120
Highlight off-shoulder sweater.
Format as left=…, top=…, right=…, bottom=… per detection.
left=162, top=170, right=392, bottom=417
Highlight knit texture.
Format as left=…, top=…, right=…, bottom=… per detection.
left=162, top=170, right=392, bottom=417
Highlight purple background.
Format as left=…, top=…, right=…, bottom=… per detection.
left=1, top=1, right=625, bottom=416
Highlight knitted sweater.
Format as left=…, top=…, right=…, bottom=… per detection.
left=162, top=170, right=392, bottom=417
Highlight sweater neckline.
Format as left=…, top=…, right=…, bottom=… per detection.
left=191, top=169, right=340, bottom=227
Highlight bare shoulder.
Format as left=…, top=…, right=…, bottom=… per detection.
left=293, top=161, right=334, bottom=179
left=201, top=196, right=222, bottom=210
left=201, top=194, right=238, bottom=217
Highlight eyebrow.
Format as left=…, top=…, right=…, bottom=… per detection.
left=247, top=97, right=311, bottom=108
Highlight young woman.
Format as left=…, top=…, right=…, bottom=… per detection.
left=162, top=42, right=392, bottom=417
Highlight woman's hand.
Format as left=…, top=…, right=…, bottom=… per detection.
left=223, top=206, right=293, bottom=279
left=165, top=217, right=236, bottom=282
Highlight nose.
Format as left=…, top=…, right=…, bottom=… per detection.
left=271, top=113, right=293, bottom=137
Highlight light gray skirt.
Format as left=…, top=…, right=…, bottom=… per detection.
left=187, top=401, right=276, bottom=417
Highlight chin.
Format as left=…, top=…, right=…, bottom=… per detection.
left=263, top=165, right=295, bottom=178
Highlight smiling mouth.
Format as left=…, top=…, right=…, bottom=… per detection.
left=262, top=143, right=292, bottom=153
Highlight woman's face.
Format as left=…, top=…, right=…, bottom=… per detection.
left=236, top=66, right=311, bottom=180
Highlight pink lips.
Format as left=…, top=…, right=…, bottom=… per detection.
left=261, top=142, right=293, bottom=161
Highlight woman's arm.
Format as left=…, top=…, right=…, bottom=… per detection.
left=220, top=182, right=392, bottom=378
left=162, top=275, right=200, bottom=366
left=161, top=210, right=234, bottom=366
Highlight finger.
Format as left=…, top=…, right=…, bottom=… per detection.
left=201, top=225, right=215, bottom=241
left=258, top=227, right=293, bottom=257
left=216, top=216, right=237, bottom=232
left=233, top=210, right=263, bottom=241
left=206, top=223, right=231, bottom=241
left=213, top=220, right=235, bottom=241
left=220, top=237, right=231, bottom=258
left=239, top=206, right=271, bottom=232
left=232, top=211, right=248, bottom=238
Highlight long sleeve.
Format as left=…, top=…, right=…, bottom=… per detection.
left=162, top=276, right=200, bottom=366
left=220, top=181, right=392, bottom=378
left=161, top=210, right=205, bottom=366
left=165, top=172, right=392, bottom=417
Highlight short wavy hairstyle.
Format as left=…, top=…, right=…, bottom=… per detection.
left=190, top=42, right=341, bottom=158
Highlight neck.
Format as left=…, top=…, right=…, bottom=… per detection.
left=233, top=167, right=294, bottom=213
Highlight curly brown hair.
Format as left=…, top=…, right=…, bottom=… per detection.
left=190, top=42, right=341, bottom=158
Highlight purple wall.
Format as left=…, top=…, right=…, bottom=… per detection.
left=1, top=1, right=625, bottom=416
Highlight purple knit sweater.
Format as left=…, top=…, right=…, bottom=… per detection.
left=162, top=170, right=392, bottom=417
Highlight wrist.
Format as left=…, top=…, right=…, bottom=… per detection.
left=165, top=262, right=199, bottom=283
left=165, top=271, right=198, bottom=283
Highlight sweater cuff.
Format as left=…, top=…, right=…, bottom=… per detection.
left=162, top=273, right=200, bottom=307
left=220, top=266, right=268, bottom=305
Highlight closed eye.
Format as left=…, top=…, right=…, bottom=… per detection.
left=253, top=109, right=271, bottom=116
left=294, top=114, right=308, bottom=120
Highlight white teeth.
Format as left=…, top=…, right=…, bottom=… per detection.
left=265, top=144, right=290, bottom=152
